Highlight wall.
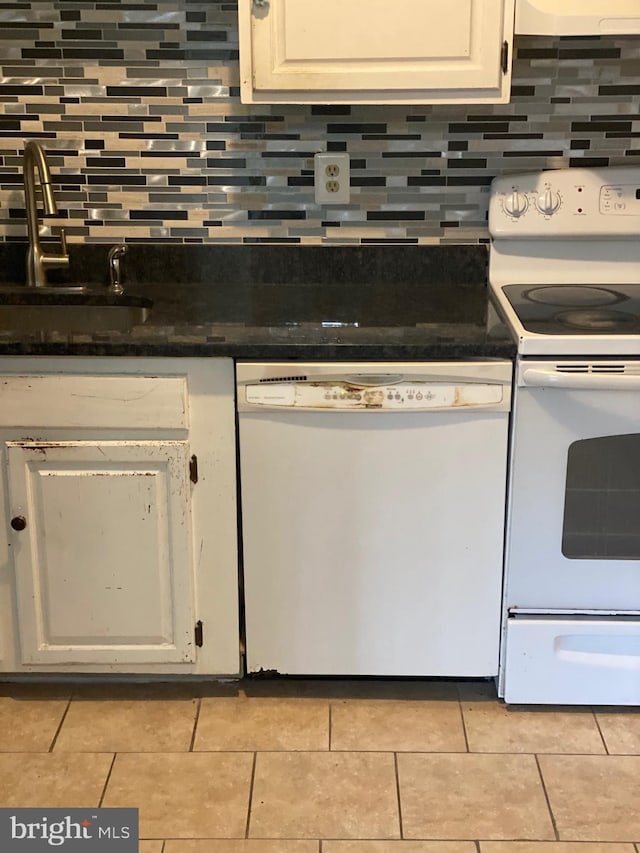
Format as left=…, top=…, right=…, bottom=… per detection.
left=0, top=0, right=639, bottom=246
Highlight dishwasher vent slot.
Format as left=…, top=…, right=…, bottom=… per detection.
left=258, top=375, right=308, bottom=383
left=555, top=364, right=626, bottom=374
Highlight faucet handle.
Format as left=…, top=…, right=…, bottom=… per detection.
left=39, top=225, right=70, bottom=273
left=58, top=226, right=68, bottom=258
left=108, top=244, right=127, bottom=295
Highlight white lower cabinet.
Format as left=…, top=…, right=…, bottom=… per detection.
left=8, top=440, right=195, bottom=667
left=0, top=358, right=240, bottom=676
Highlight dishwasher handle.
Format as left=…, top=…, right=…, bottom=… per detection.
left=522, top=368, right=640, bottom=391
left=343, top=373, right=404, bottom=386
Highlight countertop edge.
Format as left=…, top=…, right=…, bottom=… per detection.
left=0, top=341, right=517, bottom=360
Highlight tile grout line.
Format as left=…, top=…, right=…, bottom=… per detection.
left=394, top=751, right=404, bottom=840
left=328, top=701, right=332, bottom=751
left=244, top=752, right=257, bottom=840
left=188, top=696, right=202, bottom=752
left=456, top=689, right=471, bottom=752
left=474, top=841, right=481, bottom=853
left=591, top=706, right=610, bottom=755
left=97, top=752, right=117, bottom=809
left=48, top=694, right=73, bottom=752
left=534, top=752, right=560, bottom=841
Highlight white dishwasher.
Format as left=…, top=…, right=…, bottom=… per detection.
left=237, top=361, right=512, bottom=677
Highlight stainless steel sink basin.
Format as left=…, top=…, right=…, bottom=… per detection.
left=0, top=287, right=152, bottom=333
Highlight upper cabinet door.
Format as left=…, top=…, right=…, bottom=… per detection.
left=240, top=0, right=515, bottom=104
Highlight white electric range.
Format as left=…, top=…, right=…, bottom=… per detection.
left=488, top=167, right=640, bottom=705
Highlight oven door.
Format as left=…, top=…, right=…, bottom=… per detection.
left=505, top=359, right=640, bottom=612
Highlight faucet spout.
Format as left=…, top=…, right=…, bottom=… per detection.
left=23, top=140, right=69, bottom=287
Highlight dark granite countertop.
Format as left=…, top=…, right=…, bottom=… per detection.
left=0, top=244, right=516, bottom=360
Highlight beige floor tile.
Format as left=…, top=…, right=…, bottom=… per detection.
left=194, top=697, right=329, bottom=751
left=481, top=845, right=636, bottom=852
left=539, top=755, right=640, bottom=842
left=164, top=842, right=319, bottom=852
left=0, top=753, right=113, bottom=806
left=103, top=752, right=254, bottom=839
left=0, top=687, right=69, bottom=751
left=324, top=843, right=477, bottom=852
left=460, top=684, right=605, bottom=754
left=398, top=753, right=555, bottom=840
left=596, top=710, right=640, bottom=754
left=249, top=751, right=400, bottom=839
left=55, top=688, right=198, bottom=752
left=330, top=697, right=466, bottom=752
left=139, top=843, right=164, bottom=853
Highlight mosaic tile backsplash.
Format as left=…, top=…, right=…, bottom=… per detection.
left=1, top=1, right=640, bottom=246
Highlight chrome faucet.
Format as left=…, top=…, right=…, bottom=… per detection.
left=23, top=140, right=69, bottom=287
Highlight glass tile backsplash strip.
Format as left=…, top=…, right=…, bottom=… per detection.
left=0, top=0, right=639, bottom=246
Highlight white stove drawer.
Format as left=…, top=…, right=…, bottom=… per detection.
left=503, top=617, right=640, bottom=705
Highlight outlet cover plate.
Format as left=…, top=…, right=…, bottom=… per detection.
left=314, top=152, right=350, bottom=204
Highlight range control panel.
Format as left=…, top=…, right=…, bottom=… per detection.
left=245, top=381, right=504, bottom=410
left=489, top=167, right=640, bottom=238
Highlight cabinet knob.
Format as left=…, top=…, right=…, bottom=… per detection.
left=10, top=516, right=26, bottom=531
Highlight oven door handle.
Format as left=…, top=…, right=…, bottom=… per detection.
left=522, top=368, right=640, bottom=390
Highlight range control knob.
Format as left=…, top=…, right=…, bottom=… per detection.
left=503, top=190, right=529, bottom=218
left=536, top=189, right=561, bottom=215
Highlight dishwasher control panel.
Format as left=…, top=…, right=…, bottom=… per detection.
left=245, top=381, right=504, bottom=410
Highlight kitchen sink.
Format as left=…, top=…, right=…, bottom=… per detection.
left=0, top=286, right=153, bottom=333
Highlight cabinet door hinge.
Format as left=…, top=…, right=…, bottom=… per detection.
left=189, top=454, right=198, bottom=484
left=501, top=41, right=509, bottom=74
left=195, top=620, right=203, bottom=647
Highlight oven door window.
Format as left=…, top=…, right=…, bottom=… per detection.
left=563, top=434, right=640, bottom=560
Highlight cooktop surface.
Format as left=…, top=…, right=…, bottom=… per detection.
left=503, top=284, right=640, bottom=335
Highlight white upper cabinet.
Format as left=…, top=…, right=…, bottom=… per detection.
left=239, top=0, right=516, bottom=104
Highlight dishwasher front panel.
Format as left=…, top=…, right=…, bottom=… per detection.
left=237, top=361, right=511, bottom=677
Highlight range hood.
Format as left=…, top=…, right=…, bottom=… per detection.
left=516, top=0, right=640, bottom=35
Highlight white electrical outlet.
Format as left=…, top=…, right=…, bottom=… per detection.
left=314, top=152, right=350, bottom=205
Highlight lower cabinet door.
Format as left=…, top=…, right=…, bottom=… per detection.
left=6, top=440, right=196, bottom=666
